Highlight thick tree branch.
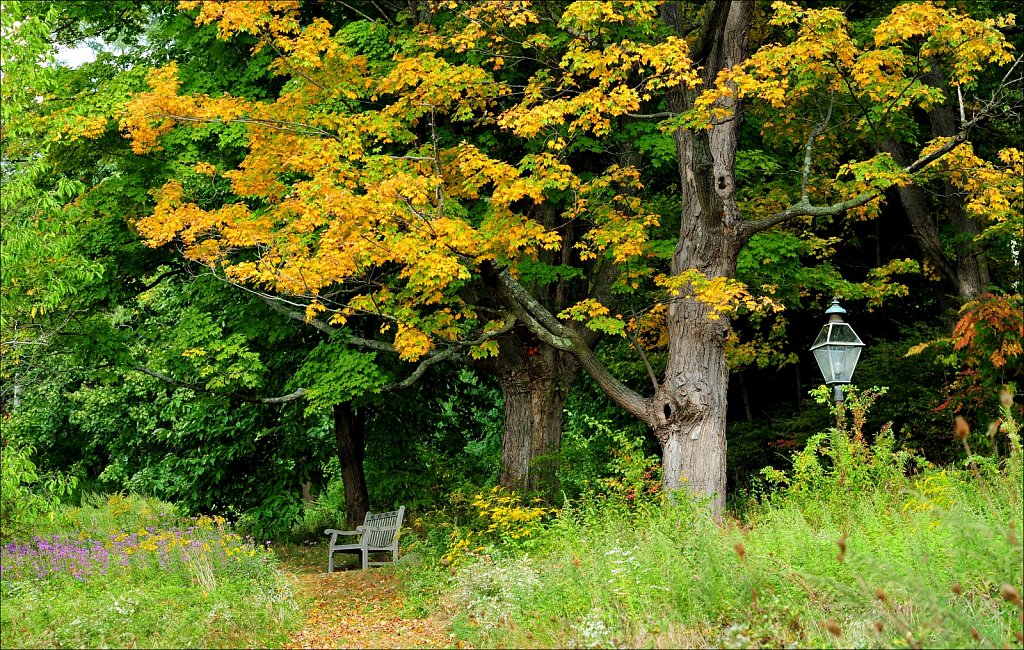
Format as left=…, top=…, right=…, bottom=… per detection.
left=628, top=329, right=661, bottom=393
left=380, top=347, right=457, bottom=393
left=489, top=267, right=652, bottom=422
left=623, top=111, right=678, bottom=119
left=258, top=291, right=519, bottom=391
left=800, top=96, right=834, bottom=203
left=260, top=294, right=336, bottom=335
left=132, top=365, right=307, bottom=404
left=741, top=52, right=1022, bottom=241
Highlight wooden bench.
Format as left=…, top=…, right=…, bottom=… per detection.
left=324, top=506, right=405, bottom=572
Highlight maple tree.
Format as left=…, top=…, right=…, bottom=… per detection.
left=115, top=0, right=1021, bottom=512
left=0, top=0, right=384, bottom=528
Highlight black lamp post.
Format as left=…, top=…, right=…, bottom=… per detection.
left=810, top=298, right=865, bottom=405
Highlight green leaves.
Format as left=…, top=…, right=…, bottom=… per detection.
left=290, top=337, right=386, bottom=414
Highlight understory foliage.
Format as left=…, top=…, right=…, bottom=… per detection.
left=758, top=386, right=918, bottom=508
left=0, top=493, right=298, bottom=648
left=398, top=388, right=1024, bottom=649
left=0, top=434, right=78, bottom=541
left=910, top=293, right=1024, bottom=415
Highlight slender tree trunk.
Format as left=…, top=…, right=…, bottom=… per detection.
left=493, top=334, right=578, bottom=496
left=883, top=67, right=990, bottom=305
left=333, top=402, right=369, bottom=528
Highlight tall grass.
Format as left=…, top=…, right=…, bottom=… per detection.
left=0, top=492, right=300, bottom=648
left=407, top=388, right=1024, bottom=648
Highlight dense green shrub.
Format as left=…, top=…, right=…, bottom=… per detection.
left=0, top=434, right=77, bottom=541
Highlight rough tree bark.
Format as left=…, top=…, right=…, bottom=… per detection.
left=927, top=101, right=990, bottom=301
left=492, top=334, right=578, bottom=495
left=644, top=0, right=751, bottom=514
left=477, top=197, right=610, bottom=494
left=885, top=134, right=989, bottom=305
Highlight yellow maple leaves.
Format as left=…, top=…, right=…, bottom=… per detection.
left=179, top=0, right=300, bottom=43
left=691, top=1, right=1014, bottom=142
left=657, top=271, right=783, bottom=322
left=125, top=0, right=1017, bottom=364
left=874, top=2, right=1015, bottom=87
left=930, top=143, right=1023, bottom=242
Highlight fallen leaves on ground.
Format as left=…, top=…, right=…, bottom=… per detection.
left=278, top=548, right=464, bottom=649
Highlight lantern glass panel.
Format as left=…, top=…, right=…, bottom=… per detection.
left=812, top=345, right=862, bottom=384
left=812, top=326, right=829, bottom=348
left=828, top=323, right=862, bottom=344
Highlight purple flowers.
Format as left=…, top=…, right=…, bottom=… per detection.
left=1, top=516, right=274, bottom=584
left=1, top=536, right=113, bottom=582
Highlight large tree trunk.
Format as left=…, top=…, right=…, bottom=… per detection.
left=884, top=136, right=988, bottom=305
left=929, top=106, right=990, bottom=301
left=333, top=402, right=369, bottom=529
left=493, top=334, right=578, bottom=496
left=655, top=300, right=732, bottom=513
left=652, top=0, right=751, bottom=514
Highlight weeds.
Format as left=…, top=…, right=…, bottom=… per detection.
left=410, top=386, right=1024, bottom=649
left=0, top=493, right=299, bottom=648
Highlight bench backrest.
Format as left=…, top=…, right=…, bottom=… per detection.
left=362, top=507, right=405, bottom=548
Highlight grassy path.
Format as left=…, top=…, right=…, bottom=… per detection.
left=276, top=545, right=463, bottom=649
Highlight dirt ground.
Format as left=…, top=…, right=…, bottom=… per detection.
left=276, top=544, right=465, bottom=649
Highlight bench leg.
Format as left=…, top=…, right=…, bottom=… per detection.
left=328, top=550, right=334, bottom=574
left=361, top=549, right=368, bottom=570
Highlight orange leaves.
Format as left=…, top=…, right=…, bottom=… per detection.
left=950, top=294, right=1024, bottom=370
left=138, top=179, right=258, bottom=266
left=440, top=1, right=698, bottom=141
left=141, top=180, right=189, bottom=247
left=121, top=63, right=251, bottom=154
left=394, top=323, right=433, bottom=360
left=183, top=1, right=344, bottom=87
left=279, top=563, right=456, bottom=649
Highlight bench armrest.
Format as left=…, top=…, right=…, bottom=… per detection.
left=324, top=528, right=362, bottom=536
